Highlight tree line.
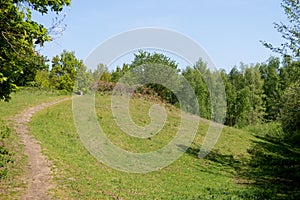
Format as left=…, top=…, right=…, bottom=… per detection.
left=0, top=0, right=299, bottom=144
left=27, top=49, right=299, bottom=144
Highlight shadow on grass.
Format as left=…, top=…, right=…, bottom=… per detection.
left=244, top=135, right=300, bottom=199
left=179, top=135, right=300, bottom=199
left=177, top=144, right=278, bottom=199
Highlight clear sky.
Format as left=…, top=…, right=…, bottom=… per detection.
left=33, top=0, right=287, bottom=71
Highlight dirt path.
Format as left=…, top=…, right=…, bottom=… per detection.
left=13, top=98, right=70, bottom=200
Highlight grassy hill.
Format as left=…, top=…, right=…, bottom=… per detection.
left=0, top=88, right=70, bottom=198
left=28, top=94, right=271, bottom=199
left=1, top=89, right=299, bottom=199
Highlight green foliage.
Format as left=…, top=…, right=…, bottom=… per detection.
left=182, top=62, right=211, bottom=119
left=258, top=56, right=300, bottom=143
left=246, top=123, right=300, bottom=198
left=82, top=49, right=298, bottom=133
left=0, top=0, right=70, bottom=101
left=131, top=51, right=179, bottom=104
left=111, top=66, right=123, bottom=82
left=111, top=51, right=180, bottom=104
left=280, top=57, right=300, bottom=87
left=261, top=0, right=300, bottom=143
left=260, top=57, right=282, bottom=120
left=111, top=64, right=131, bottom=83
left=244, top=65, right=265, bottom=125
left=235, top=87, right=252, bottom=127
left=93, top=63, right=112, bottom=82
left=225, top=64, right=265, bottom=127
left=74, top=67, right=93, bottom=94
left=130, top=50, right=178, bottom=70
left=262, top=0, right=300, bottom=58
left=29, top=95, right=260, bottom=199
left=0, top=88, right=70, bottom=198
left=0, top=121, right=13, bottom=179
left=220, top=70, right=236, bottom=126
left=49, top=50, right=92, bottom=93
left=35, top=70, right=51, bottom=88
left=280, top=80, right=300, bottom=143
left=18, top=0, right=71, bottom=14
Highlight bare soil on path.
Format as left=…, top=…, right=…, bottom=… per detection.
left=13, top=98, right=70, bottom=200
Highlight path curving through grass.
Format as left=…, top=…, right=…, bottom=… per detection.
left=13, top=98, right=70, bottom=200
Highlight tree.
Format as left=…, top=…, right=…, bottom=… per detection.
left=182, top=61, right=211, bottom=118
left=260, top=57, right=282, bottom=120
left=35, top=69, right=50, bottom=88
left=129, top=50, right=179, bottom=104
left=0, top=0, right=71, bottom=101
left=13, top=53, right=48, bottom=87
left=49, top=50, right=90, bottom=92
left=262, top=0, right=300, bottom=58
left=93, top=63, right=111, bottom=82
left=280, top=58, right=300, bottom=89
left=226, top=64, right=265, bottom=127
left=244, top=65, right=265, bottom=125
left=226, top=66, right=248, bottom=127
left=182, top=59, right=226, bottom=123
left=280, top=80, right=300, bottom=143
left=235, top=86, right=252, bottom=127
left=220, top=69, right=237, bottom=126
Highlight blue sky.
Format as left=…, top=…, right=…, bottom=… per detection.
left=34, top=0, right=287, bottom=71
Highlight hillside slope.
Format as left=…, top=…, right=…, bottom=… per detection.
left=28, top=94, right=275, bottom=199
left=0, top=88, right=70, bottom=199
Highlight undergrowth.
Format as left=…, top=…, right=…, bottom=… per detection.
left=0, top=121, right=13, bottom=179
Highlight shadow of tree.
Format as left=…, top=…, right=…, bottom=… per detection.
left=244, top=135, right=300, bottom=199
left=178, top=135, right=300, bottom=199
left=177, top=143, right=244, bottom=170
left=176, top=144, right=278, bottom=199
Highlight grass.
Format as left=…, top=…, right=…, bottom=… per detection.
left=243, top=123, right=300, bottom=199
left=0, top=87, right=70, bottom=199
left=29, top=94, right=275, bottom=199
left=0, top=87, right=70, bottom=119
left=2, top=89, right=298, bottom=199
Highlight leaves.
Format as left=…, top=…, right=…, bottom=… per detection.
left=0, top=0, right=70, bottom=101
left=280, top=80, right=300, bottom=143
left=49, top=50, right=92, bottom=93
left=262, top=0, right=300, bottom=58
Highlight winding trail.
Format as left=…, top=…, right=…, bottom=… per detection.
left=13, top=98, right=70, bottom=200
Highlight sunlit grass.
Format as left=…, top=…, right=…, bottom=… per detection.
left=28, top=94, right=270, bottom=199
left=0, top=87, right=70, bottom=199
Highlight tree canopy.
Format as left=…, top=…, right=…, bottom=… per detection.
left=263, top=0, right=300, bottom=59
left=0, top=0, right=70, bottom=101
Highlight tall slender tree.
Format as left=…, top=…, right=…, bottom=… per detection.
left=260, top=57, right=282, bottom=120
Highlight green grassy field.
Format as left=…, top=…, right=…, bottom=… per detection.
left=28, top=94, right=274, bottom=199
left=0, top=87, right=69, bottom=120
left=1, top=89, right=299, bottom=199
left=0, top=88, right=70, bottom=199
